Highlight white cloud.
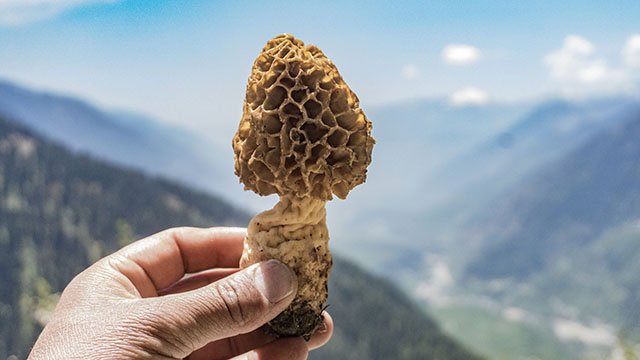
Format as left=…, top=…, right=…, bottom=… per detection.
left=415, top=256, right=454, bottom=306
left=502, top=307, right=532, bottom=323
left=544, top=35, right=600, bottom=82
left=564, top=35, right=594, bottom=55
left=442, top=44, right=480, bottom=65
left=553, top=318, right=616, bottom=347
left=401, top=64, right=419, bottom=79
left=623, top=34, right=640, bottom=68
left=0, top=0, right=118, bottom=26
left=449, top=86, right=490, bottom=106
left=543, top=34, right=629, bottom=95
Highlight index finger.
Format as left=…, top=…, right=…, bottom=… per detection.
left=110, top=227, right=246, bottom=294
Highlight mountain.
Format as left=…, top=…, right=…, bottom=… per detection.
left=411, top=98, right=640, bottom=260
left=313, top=258, right=482, bottom=360
left=457, top=106, right=640, bottom=352
left=0, top=115, right=248, bottom=357
left=0, top=115, right=480, bottom=360
left=338, top=97, right=640, bottom=279
left=363, top=98, right=640, bottom=359
left=0, top=80, right=239, bottom=201
left=466, top=106, right=640, bottom=279
left=359, top=98, right=528, bottom=211
left=324, top=99, right=531, bottom=270
left=435, top=97, right=639, bottom=201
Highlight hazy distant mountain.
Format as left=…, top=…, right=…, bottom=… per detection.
left=326, top=99, right=532, bottom=269
left=338, top=97, right=640, bottom=275
left=0, top=80, right=238, bottom=200
left=0, top=115, right=480, bottom=360
left=386, top=99, right=640, bottom=359
left=459, top=106, right=640, bottom=344
left=466, top=105, right=640, bottom=278
left=432, top=97, right=640, bottom=207
left=362, top=98, right=528, bottom=210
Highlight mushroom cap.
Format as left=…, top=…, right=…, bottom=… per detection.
left=233, top=34, right=374, bottom=200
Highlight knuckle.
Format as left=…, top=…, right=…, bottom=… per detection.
left=210, top=276, right=264, bottom=329
left=161, top=226, right=192, bottom=239
left=213, top=280, right=247, bottom=325
left=163, top=225, right=187, bottom=234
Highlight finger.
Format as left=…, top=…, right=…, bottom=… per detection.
left=187, top=312, right=332, bottom=360
left=109, top=227, right=246, bottom=295
left=187, top=329, right=274, bottom=360
left=158, top=268, right=240, bottom=296
left=231, top=337, right=308, bottom=360
left=307, top=311, right=333, bottom=350
left=136, top=260, right=297, bottom=358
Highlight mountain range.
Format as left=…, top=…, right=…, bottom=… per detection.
left=0, top=110, right=479, bottom=359
left=463, top=106, right=640, bottom=337
left=356, top=93, right=640, bottom=358
left=0, top=80, right=239, bottom=202
left=338, top=95, right=640, bottom=278
left=416, top=101, right=640, bottom=358
left=4, top=78, right=640, bottom=359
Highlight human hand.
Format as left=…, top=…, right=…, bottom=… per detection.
left=29, top=227, right=333, bottom=359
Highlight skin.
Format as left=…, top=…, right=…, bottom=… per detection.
left=29, top=227, right=333, bottom=360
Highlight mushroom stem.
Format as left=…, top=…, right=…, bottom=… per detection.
left=240, top=195, right=331, bottom=339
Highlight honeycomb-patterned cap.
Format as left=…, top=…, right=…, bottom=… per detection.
left=233, top=34, right=375, bottom=200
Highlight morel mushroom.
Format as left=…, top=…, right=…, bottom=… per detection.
left=232, top=34, right=374, bottom=339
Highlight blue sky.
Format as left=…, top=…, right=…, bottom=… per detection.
left=0, top=0, right=639, bottom=137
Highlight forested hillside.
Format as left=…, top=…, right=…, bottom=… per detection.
left=0, top=116, right=479, bottom=359
left=0, top=116, right=248, bottom=357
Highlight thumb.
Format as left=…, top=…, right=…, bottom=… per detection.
left=137, top=260, right=297, bottom=357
